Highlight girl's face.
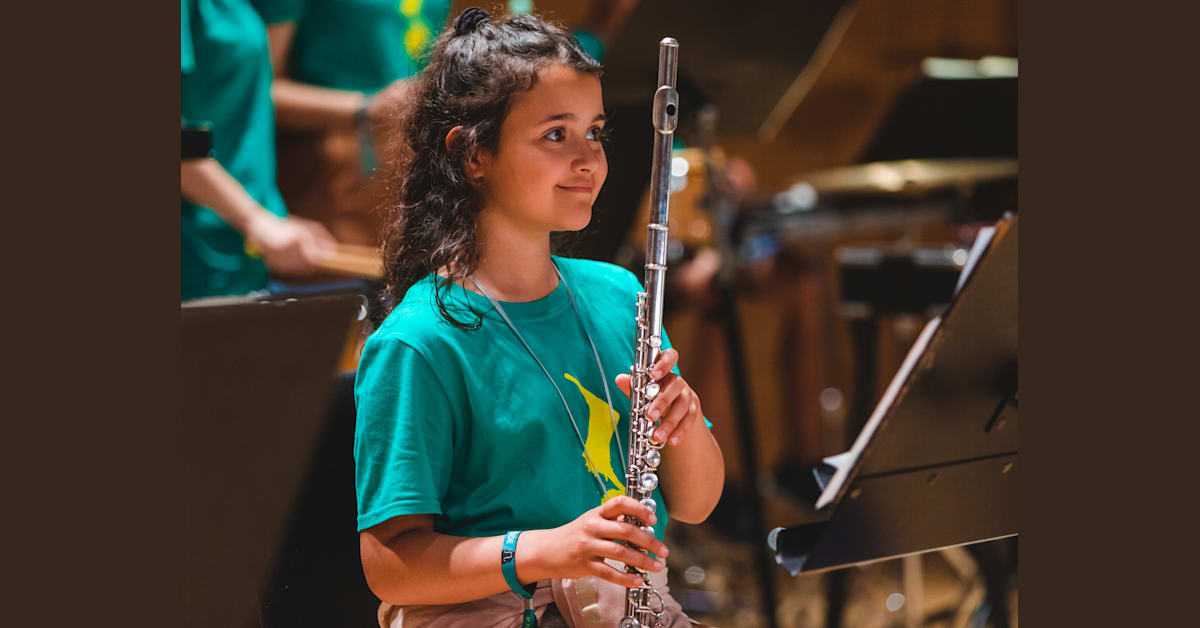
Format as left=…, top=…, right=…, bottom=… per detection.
left=474, top=64, right=608, bottom=234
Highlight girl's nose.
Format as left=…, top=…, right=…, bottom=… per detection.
left=573, top=141, right=602, bottom=173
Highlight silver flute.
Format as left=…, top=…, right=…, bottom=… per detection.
left=621, top=37, right=679, bottom=628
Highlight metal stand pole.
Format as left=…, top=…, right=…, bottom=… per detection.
left=713, top=281, right=780, bottom=628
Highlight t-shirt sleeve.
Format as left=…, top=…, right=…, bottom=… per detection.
left=621, top=266, right=714, bottom=430
left=354, top=334, right=458, bottom=531
left=180, top=0, right=195, bottom=75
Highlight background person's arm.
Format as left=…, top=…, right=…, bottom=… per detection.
left=266, top=22, right=413, bottom=132
left=180, top=158, right=336, bottom=275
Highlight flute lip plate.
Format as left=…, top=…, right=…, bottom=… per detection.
left=660, top=37, right=678, bottom=47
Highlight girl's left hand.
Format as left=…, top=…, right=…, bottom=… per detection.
left=615, top=348, right=704, bottom=447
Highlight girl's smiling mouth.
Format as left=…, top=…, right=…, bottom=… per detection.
left=556, top=183, right=594, bottom=194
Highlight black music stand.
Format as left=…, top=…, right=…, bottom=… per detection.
left=838, top=244, right=967, bottom=445
left=769, top=216, right=1018, bottom=575
left=181, top=293, right=364, bottom=628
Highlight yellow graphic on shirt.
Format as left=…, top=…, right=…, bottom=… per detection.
left=398, top=0, right=432, bottom=60
left=404, top=21, right=431, bottom=58
left=399, top=0, right=422, bottom=17
left=563, top=373, right=626, bottom=504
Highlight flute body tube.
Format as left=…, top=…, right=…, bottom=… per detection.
left=621, top=37, right=680, bottom=628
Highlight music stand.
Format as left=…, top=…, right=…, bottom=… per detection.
left=181, top=293, right=364, bottom=627
left=769, top=216, right=1018, bottom=575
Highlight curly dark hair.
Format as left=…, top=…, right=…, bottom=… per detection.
left=376, top=7, right=603, bottom=328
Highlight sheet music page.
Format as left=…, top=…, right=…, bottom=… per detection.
left=955, top=226, right=996, bottom=294
left=816, top=316, right=943, bottom=510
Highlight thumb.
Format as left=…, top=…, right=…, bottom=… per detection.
left=614, top=373, right=632, bottom=398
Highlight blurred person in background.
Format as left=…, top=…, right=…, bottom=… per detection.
left=259, top=0, right=453, bottom=247
left=261, top=1, right=639, bottom=249
left=181, top=0, right=337, bottom=301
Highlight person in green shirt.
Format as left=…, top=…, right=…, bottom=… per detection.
left=355, top=9, right=723, bottom=626
left=180, top=0, right=336, bottom=300
left=254, top=0, right=453, bottom=246
left=256, top=1, right=636, bottom=248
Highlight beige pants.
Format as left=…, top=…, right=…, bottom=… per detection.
left=379, top=563, right=702, bottom=628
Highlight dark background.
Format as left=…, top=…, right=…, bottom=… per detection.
left=5, top=1, right=1193, bottom=626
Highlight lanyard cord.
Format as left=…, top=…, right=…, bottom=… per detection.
left=557, top=266, right=627, bottom=469
left=470, top=263, right=625, bottom=500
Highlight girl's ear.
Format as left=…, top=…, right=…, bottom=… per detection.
left=446, top=125, right=489, bottom=182
left=444, top=125, right=464, bottom=152
left=465, top=148, right=489, bottom=182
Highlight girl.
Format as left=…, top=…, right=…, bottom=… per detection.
left=355, top=8, right=724, bottom=627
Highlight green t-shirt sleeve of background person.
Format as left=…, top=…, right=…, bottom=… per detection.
left=354, top=336, right=459, bottom=531
left=280, top=0, right=451, bottom=93
left=181, top=0, right=195, bottom=74
left=250, top=0, right=302, bottom=24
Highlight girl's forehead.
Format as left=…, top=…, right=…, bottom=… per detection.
left=507, top=65, right=604, bottom=124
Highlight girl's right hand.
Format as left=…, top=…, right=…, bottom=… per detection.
left=527, top=496, right=669, bottom=588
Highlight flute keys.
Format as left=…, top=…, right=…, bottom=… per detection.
left=644, top=382, right=660, bottom=400
left=619, top=618, right=641, bottom=628
left=640, top=497, right=657, bottom=512
left=639, top=472, right=659, bottom=492
left=643, top=449, right=661, bottom=469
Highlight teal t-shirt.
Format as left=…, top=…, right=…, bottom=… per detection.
left=354, top=257, right=711, bottom=541
left=181, top=0, right=287, bottom=300
left=257, top=0, right=451, bottom=93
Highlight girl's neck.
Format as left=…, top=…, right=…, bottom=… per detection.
left=469, top=211, right=558, bottom=302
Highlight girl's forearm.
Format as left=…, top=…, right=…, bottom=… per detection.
left=361, top=526, right=559, bottom=606
left=658, top=421, right=725, bottom=523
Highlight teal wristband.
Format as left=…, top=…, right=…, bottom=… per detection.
left=501, top=531, right=536, bottom=599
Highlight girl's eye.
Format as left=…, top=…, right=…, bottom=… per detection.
left=543, top=128, right=565, bottom=142
left=587, top=126, right=610, bottom=142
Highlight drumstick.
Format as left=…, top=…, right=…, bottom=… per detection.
left=315, top=244, right=384, bottom=279
left=334, top=243, right=382, bottom=259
